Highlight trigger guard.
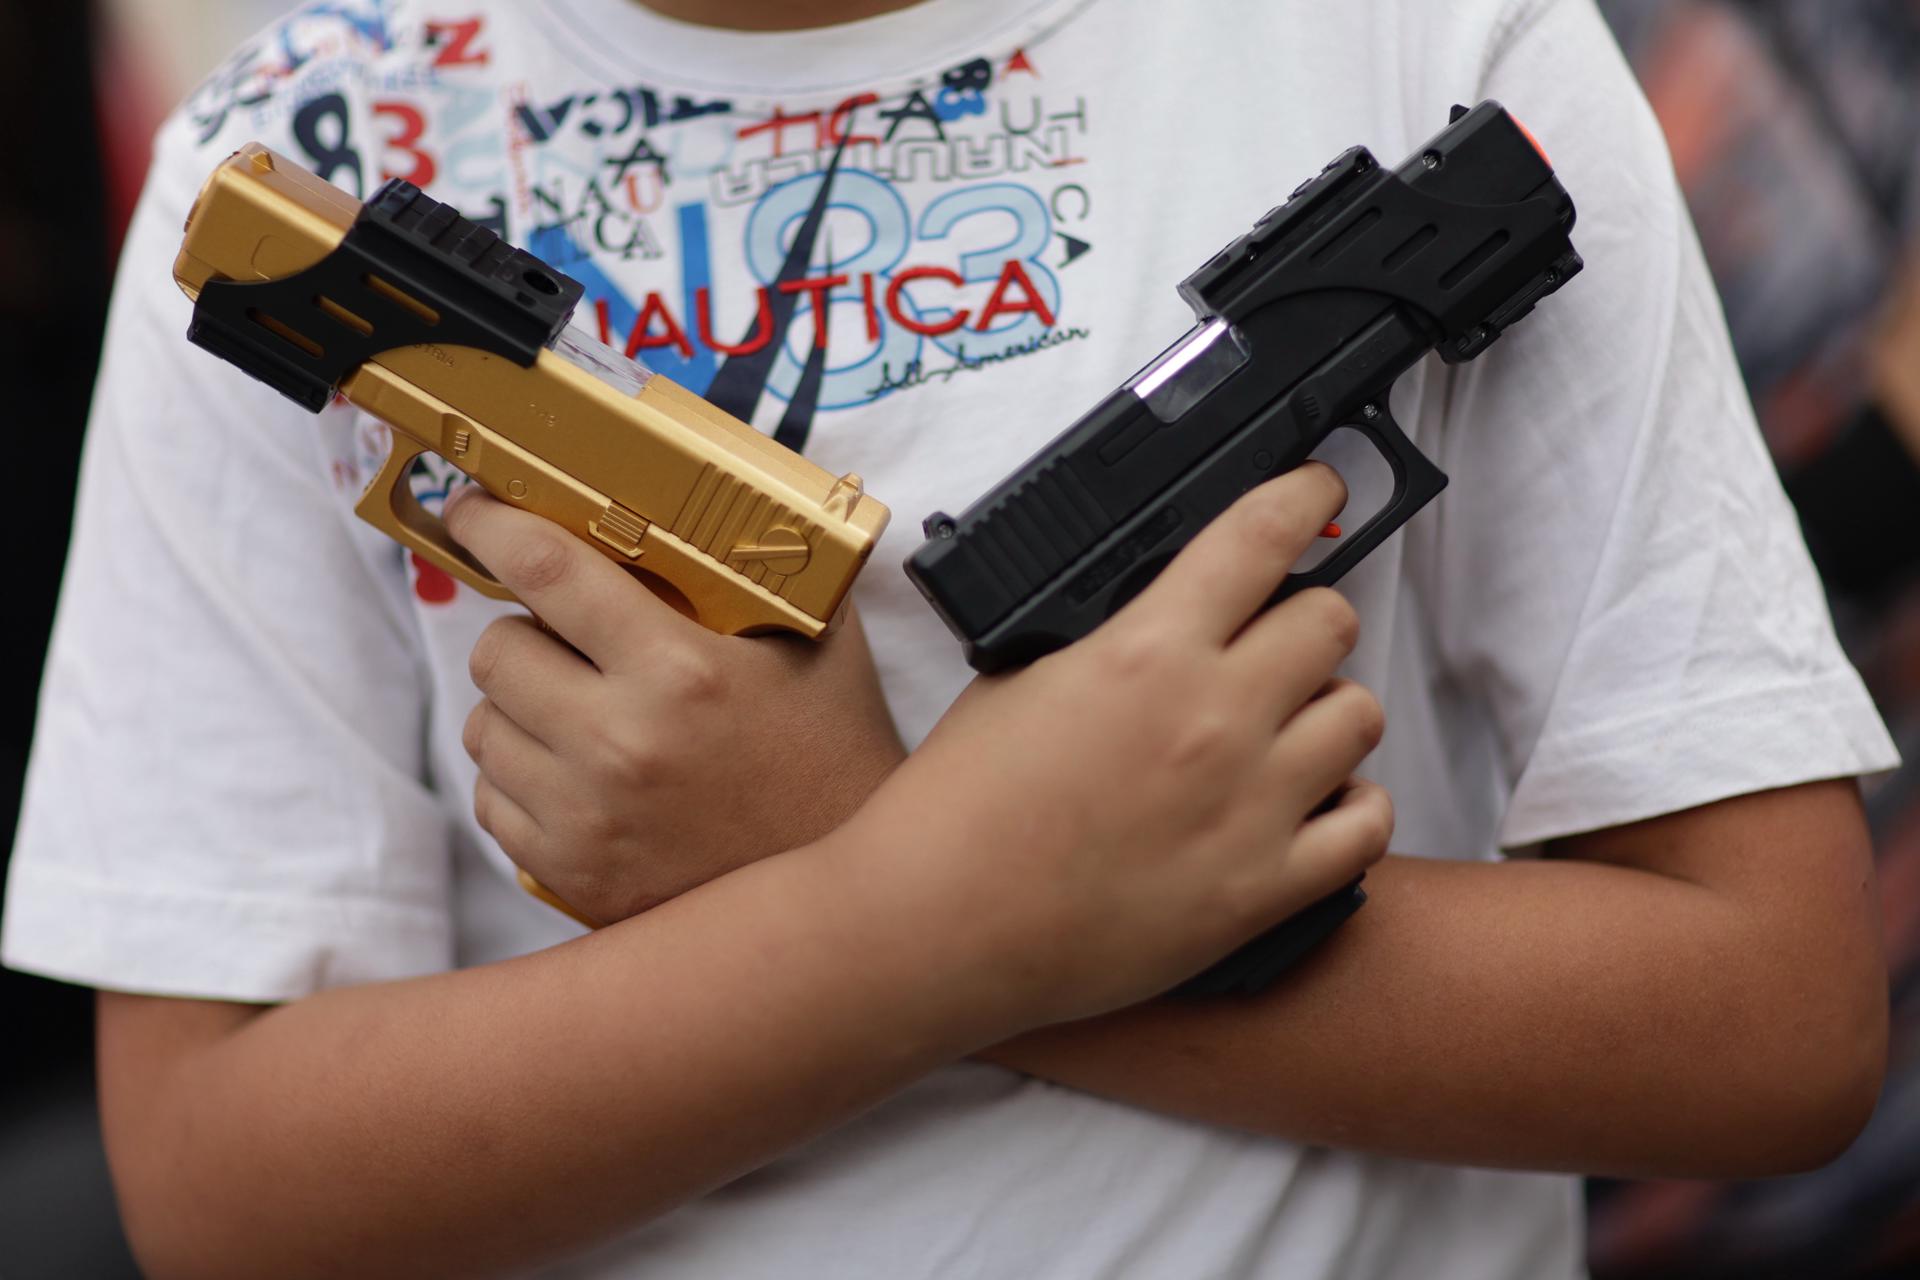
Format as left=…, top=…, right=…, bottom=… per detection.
left=354, top=436, right=516, bottom=601
left=1282, top=404, right=1447, bottom=595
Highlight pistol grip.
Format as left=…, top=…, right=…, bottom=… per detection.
left=1284, top=400, right=1448, bottom=595
left=353, top=432, right=518, bottom=602
left=1176, top=877, right=1368, bottom=997
left=516, top=869, right=601, bottom=929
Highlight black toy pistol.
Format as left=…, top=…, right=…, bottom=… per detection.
left=906, top=101, right=1583, bottom=994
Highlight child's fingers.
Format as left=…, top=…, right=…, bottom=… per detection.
left=1224, top=587, right=1361, bottom=724
left=1111, top=463, right=1348, bottom=648
left=473, top=770, right=544, bottom=862
left=444, top=487, right=698, bottom=673
left=467, top=616, right=597, bottom=749
left=1263, top=779, right=1394, bottom=911
left=462, top=697, right=568, bottom=816
left=1266, top=680, right=1386, bottom=812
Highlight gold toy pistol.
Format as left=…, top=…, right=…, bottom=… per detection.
left=174, top=143, right=889, bottom=639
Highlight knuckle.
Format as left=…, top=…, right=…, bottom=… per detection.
left=1308, top=588, right=1361, bottom=652
left=468, top=620, right=512, bottom=690
left=461, top=699, right=489, bottom=763
left=1364, top=790, right=1396, bottom=851
left=1348, top=686, right=1387, bottom=753
left=1168, top=710, right=1239, bottom=771
left=1350, top=787, right=1396, bottom=857
left=552, top=805, right=611, bottom=859
left=1238, top=496, right=1302, bottom=555
left=504, top=532, right=573, bottom=594
left=1097, top=629, right=1173, bottom=683
left=594, top=722, right=659, bottom=783
left=578, top=806, right=626, bottom=848
left=472, top=775, right=494, bottom=834
left=673, top=651, right=727, bottom=703
left=650, top=643, right=726, bottom=704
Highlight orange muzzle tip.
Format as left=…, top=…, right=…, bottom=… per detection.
left=1513, top=116, right=1551, bottom=168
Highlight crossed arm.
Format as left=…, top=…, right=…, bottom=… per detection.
left=984, top=782, right=1885, bottom=1179
left=96, top=475, right=1887, bottom=1278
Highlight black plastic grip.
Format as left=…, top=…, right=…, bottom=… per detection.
left=189, top=177, right=585, bottom=412
left=1175, top=878, right=1367, bottom=997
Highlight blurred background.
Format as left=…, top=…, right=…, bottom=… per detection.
left=1, top=1, right=1916, bottom=1275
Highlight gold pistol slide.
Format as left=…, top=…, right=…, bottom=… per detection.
left=174, top=144, right=891, bottom=925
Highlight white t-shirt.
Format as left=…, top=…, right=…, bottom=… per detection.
left=4, top=0, right=1899, bottom=1276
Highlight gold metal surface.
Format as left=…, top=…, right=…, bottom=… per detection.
left=175, top=143, right=890, bottom=638
left=516, top=869, right=601, bottom=929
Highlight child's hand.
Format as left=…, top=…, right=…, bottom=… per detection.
left=445, top=488, right=906, bottom=926
left=827, top=462, right=1393, bottom=1028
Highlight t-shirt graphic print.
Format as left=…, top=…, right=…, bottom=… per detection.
left=180, top=0, right=1108, bottom=621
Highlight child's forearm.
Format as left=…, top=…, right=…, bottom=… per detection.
left=981, top=782, right=1887, bottom=1180
left=100, top=840, right=996, bottom=1280
left=102, top=466, right=1392, bottom=1279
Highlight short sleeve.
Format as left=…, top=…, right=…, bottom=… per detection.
left=1422, top=0, right=1899, bottom=848
left=1, top=100, right=456, bottom=1000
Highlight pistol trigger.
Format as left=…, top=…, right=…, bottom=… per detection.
left=351, top=431, right=517, bottom=603
left=1282, top=401, right=1448, bottom=595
